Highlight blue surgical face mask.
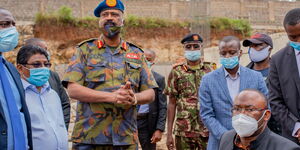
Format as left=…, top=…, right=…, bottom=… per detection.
left=26, top=67, right=50, bottom=86
left=146, top=61, right=154, bottom=68
left=220, top=56, right=239, bottom=69
left=249, top=46, right=270, bottom=63
left=290, top=41, right=300, bottom=51
left=0, top=26, right=19, bottom=52
left=184, top=50, right=201, bottom=61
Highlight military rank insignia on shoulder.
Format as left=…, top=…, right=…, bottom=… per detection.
left=203, top=61, right=217, bottom=70
left=172, top=62, right=185, bottom=69
left=127, top=42, right=144, bottom=53
left=77, top=38, right=98, bottom=47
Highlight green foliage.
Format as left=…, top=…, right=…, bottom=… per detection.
left=56, top=6, right=75, bottom=23
left=125, top=15, right=189, bottom=28
left=35, top=6, right=250, bottom=37
left=209, top=17, right=252, bottom=37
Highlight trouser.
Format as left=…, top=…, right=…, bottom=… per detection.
left=72, top=143, right=138, bottom=150
left=137, top=113, right=156, bottom=150
left=175, top=135, right=208, bottom=150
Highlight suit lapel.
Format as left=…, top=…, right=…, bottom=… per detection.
left=287, top=47, right=300, bottom=95
left=239, top=66, right=247, bottom=92
left=217, top=68, right=233, bottom=105
left=4, top=62, right=25, bottom=110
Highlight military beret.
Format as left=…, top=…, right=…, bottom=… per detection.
left=181, top=33, right=203, bottom=44
left=94, top=0, right=125, bottom=17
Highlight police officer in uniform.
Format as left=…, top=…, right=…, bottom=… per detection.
left=62, top=0, right=157, bottom=149
left=165, top=34, right=215, bottom=150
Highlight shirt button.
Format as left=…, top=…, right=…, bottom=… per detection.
left=1, top=130, right=6, bottom=135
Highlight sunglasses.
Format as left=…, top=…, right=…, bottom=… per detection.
left=184, top=44, right=201, bottom=50
left=22, top=63, right=52, bottom=68
left=0, top=21, right=15, bottom=28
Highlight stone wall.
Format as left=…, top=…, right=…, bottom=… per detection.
left=1, top=0, right=299, bottom=26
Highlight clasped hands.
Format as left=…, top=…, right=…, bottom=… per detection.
left=112, top=81, right=137, bottom=105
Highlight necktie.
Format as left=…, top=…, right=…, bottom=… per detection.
left=0, top=56, right=26, bottom=150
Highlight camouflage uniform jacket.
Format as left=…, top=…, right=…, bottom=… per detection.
left=63, top=37, right=157, bottom=145
left=165, top=61, right=214, bottom=138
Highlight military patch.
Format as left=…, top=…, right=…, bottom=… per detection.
left=125, top=53, right=140, bottom=60
left=106, top=0, right=117, bottom=7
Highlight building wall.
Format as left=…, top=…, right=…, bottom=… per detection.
left=1, top=0, right=299, bottom=26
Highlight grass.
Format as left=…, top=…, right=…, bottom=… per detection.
left=35, top=6, right=251, bottom=37
left=35, top=6, right=189, bottom=29
left=209, top=17, right=252, bottom=37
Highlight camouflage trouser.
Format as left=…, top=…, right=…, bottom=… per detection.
left=72, top=143, right=138, bottom=150
left=175, top=136, right=208, bottom=150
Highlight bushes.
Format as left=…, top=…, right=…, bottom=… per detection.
left=209, top=17, right=252, bottom=37
left=35, top=6, right=189, bottom=29
left=35, top=6, right=251, bottom=37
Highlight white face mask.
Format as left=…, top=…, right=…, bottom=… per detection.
left=248, top=46, right=270, bottom=63
left=232, top=111, right=266, bottom=137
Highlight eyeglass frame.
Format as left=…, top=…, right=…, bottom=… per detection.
left=0, top=21, right=15, bottom=28
left=231, top=107, right=268, bottom=114
left=21, top=62, right=52, bottom=68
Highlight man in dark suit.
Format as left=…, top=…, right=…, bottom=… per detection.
left=137, top=49, right=167, bottom=150
left=268, top=8, right=300, bottom=144
left=0, top=8, right=32, bottom=149
left=24, top=38, right=70, bottom=129
left=219, top=89, right=300, bottom=150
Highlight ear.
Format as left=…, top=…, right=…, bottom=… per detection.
left=121, top=18, right=125, bottom=26
left=264, top=110, right=271, bottom=121
left=238, top=49, right=243, bottom=58
left=16, top=64, right=23, bottom=73
left=269, top=47, right=273, bottom=52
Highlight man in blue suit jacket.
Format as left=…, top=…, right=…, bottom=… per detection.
left=199, top=36, right=268, bottom=150
left=0, top=8, right=32, bottom=150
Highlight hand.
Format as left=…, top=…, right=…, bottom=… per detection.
left=113, top=81, right=136, bottom=105
left=121, top=81, right=137, bottom=105
left=151, top=130, right=162, bottom=143
left=166, top=134, right=175, bottom=150
left=296, top=129, right=300, bottom=142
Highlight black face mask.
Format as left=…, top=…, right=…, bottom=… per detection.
left=104, top=21, right=122, bottom=38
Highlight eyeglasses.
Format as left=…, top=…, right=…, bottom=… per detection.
left=0, top=21, right=15, bottom=28
left=231, top=107, right=267, bottom=114
left=184, top=44, right=202, bottom=50
left=22, top=63, right=52, bottom=68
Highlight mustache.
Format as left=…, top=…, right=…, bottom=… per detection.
left=104, top=21, right=116, bottom=26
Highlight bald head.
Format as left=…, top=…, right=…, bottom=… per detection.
left=219, top=36, right=241, bottom=50
left=234, top=89, right=267, bottom=108
left=0, top=8, right=15, bottom=22
left=24, top=38, right=47, bottom=50
left=144, top=49, right=156, bottom=63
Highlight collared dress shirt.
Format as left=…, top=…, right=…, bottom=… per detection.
left=22, top=79, right=68, bottom=150
left=224, top=66, right=241, bottom=101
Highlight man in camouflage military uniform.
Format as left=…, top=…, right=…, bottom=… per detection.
left=62, top=0, right=157, bottom=149
left=165, top=34, right=214, bottom=150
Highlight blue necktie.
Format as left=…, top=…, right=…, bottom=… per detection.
left=0, top=56, right=26, bottom=150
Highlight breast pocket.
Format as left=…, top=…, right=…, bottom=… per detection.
left=85, top=61, right=106, bottom=83
left=125, top=61, right=141, bottom=89
left=177, top=77, right=194, bottom=96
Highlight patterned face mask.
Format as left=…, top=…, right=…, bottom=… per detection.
left=220, top=56, right=239, bottom=69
